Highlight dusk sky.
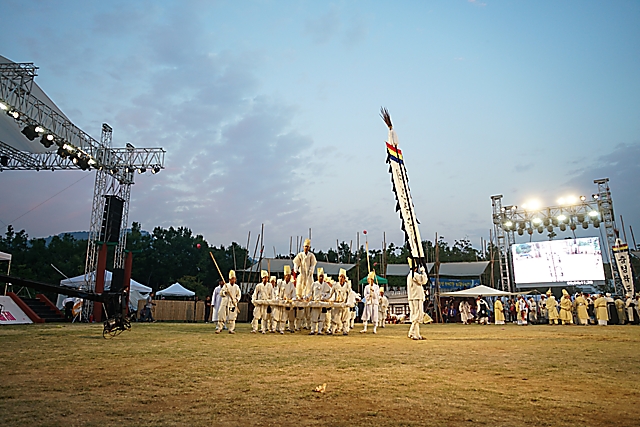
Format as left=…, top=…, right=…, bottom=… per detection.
left=1, top=0, right=639, bottom=255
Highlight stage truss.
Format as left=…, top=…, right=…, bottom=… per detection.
left=491, top=178, right=619, bottom=293
left=0, top=60, right=165, bottom=318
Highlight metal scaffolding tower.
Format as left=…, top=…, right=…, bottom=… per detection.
left=1, top=59, right=165, bottom=317
left=491, top=178, right=618, bottom=292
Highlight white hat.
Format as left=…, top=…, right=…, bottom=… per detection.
left=270, top=276, right=276, bottom=283
left=261, top=270, right=268, bottom=278
left=339, top=268, right=347, bottom=277
left=284, top=265, right=291, bottom=275
left=304, top=238, right=311, bottom=247
left=380, top=287, right=385, bottom=293
left=367, top=271, right=375, bottom=281
left=228, top=270, right=236, bottom=280
left=317, top=267, right=324, bottom=277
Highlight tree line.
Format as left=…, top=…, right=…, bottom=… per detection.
left=1, top=223, right=502, bottom=299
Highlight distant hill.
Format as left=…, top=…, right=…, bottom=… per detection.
left=42, top=229, right=150, bottom=245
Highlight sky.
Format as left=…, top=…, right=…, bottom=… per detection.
left=0, top=0, right=639, bottom=255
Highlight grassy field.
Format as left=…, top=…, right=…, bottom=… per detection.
left=1, top=322, right=639, bottom=426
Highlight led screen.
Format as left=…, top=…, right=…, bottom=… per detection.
left=511, top=237, right=605, bottom=287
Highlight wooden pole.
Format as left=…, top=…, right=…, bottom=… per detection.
left=630, top=226, right=638, bottom=251
left=356, top=232, right=360, bottom=294
left=248, top=233, right=260, bottom=285
left=241, top=231, right=250, bottom=284
left=383, top=232, right=387, bottom=278
left=489, top=229, right=495, bottom=288
left=435, top=232, right=442, bottom=323
left=232, top=242, right=237, bottom=271
left=621, top=215, right=629, bottom=244
left=289, top=236, right=293, bottom=258
left=349, top=240, right=353, bottom=264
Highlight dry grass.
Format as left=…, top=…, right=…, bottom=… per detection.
left=1, top=322, right=639, bottom=426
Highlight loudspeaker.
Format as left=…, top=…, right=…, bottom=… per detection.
left=111, top=268, right=125, bottom=293
left=100, top=195, right=124, bottom=243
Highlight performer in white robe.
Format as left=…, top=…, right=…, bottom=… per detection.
left=309, top=268, right=330, bottom=335
left=360, top=271, right=380, bottom=334
left=293, top=238, right=317, bottom=330
left=378, top=288, right=389, bottom=328
left=251, top=271, right=269, bottom=333
left=323, top=277, right=333, bottom=333
left=517, top=296, right=528, bottom=325
left=407, top=259, right=428, bottom=340
left=266, top=276, right=276, bottom=332
left=216, top=270, right=241, bottom=334
left=211, top=280, right=223, bottom=324
left=346, top=287, right=358, bottom=330
left=279, top=265, right=296, bottom=333
left=459, top=300, right=472, bottom=324
left=329, top=268, right=349, bottom=335
left=539, top=295, right=548, bottom=324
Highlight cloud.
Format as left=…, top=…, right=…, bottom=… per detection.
left=468, top=0, right=487, bottom=6
left=565, top=142, right=640, bottom=232
left=513, top=163, right=534, bottom=173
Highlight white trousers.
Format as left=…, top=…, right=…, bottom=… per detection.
left=408, top=300, right=423, bottom=338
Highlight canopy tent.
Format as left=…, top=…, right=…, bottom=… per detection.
left=56, top=270, right=152, bottom=312
left=440, top=285, right=512, bottom=297
left=358, top=274, right=388, bottom=285
left=156, top=282, right=195, bottom=297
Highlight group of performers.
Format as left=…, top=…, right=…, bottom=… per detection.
left=212, top=238, right=430, bottom=339
left=491, top=290, right=640, bottom=326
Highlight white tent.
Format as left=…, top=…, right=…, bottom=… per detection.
left=440, top=285, right=513, bottom=297
left=56, top=271, right=152, bottom=312
left=156, top=282, right=195, bottom=297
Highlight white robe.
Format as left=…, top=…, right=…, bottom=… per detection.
left=361, top=283, right=380, bottom=323
left=293, top=250, right=317, bottom=299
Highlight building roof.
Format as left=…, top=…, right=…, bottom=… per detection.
left=386, top=261, right=489, bottom=277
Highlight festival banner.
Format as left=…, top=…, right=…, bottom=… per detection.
left=612, top=238, right=634, bottom=296
left=381, top=108, right=426, bottom=268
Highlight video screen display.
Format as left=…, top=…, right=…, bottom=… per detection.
left=511, top=237, right=605, bottom=287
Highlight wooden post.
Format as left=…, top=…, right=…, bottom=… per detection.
left=241, top=231, right=250, bottom=284
left=94, top=243, right=108, bottom=322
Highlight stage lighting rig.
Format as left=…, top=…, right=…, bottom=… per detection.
left=491, top=178, right=620, bottom=293
left=21, top=124, right=39, bottom=140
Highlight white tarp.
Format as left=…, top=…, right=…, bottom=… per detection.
left=0, top=296, right=33, bottom=324
left=56, top=271, right=152, bottom=312
left=440, top=285, right=513, bottom=297
left=0, top=251, right=11, bottom=261
left=157, top=282, right=195, bottom=297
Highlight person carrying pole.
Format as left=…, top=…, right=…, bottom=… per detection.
left=407, top=258, right=428, bottom=340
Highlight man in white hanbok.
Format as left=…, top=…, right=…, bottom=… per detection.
left=360, top=271, right=380, bottom=334
left=310, top=268, right=330, bottom=335
left=329, top=268, right=349, bottom=335
left=251, top=271, right=269, bottom=333
left=216, top=270, right=241, bottom=334
left=378, top=288, right=389, bottom=328
left=211, top=280, right=223, bottom=324
left=278, top=265, right=296, bottom=333
left=293, top=239, right=316, bottom=330
left=407, top=259, right=428, bottom=340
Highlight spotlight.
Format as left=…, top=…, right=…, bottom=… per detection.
left=504, top=220, right=513, bottom=228
left=532, top=218, right=543, bottom=225
left=111, top=167, right=119, bottom=174
left=21, top=125, right=39, bottom=141
left=582, top=222, right=589, bottom=229
left=593, top=220, right=600, bottom=228
left=517, top=229, right=524, bottom=236
left=557, top=197, right=565, bottom=205
left=0, top=155, right=8, bottom=167
left=577, top=214, right=585, bottom=223
left=537, top=226, right=544, bottom=234
left=527, top=228, right=533, bottom=235
left=592, top=194, right=599, bottom=200
left=547, top=225, right=554, bottom=233
left=34, top=126, right=45, bottom=134
left=557, top=215, right=567, bottom=223
left=57, top=147, right=68, bottom=159
left=40, top=134, right=55, bottom=148
left=588, top=210, right=599, bottom=218
left=559, top=224, right=567, bottom=232
left=152, top=166, right=161, bottom=174
left=570, top=223, right=576, bottom=231
left=543, top=218, right=551, bottom=226
left=8, top=110, right=19, bottom=119
left=580, top=195, right=586, bottom=202
left=523, top=200, right=541, bottom=211
left=566, top=196, right=577, bottom=204
left=138, top=167, right=146, bottom=174
left=0, top=102, right=8, bottom=111
left=518, top=222, right=526, bottom=229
